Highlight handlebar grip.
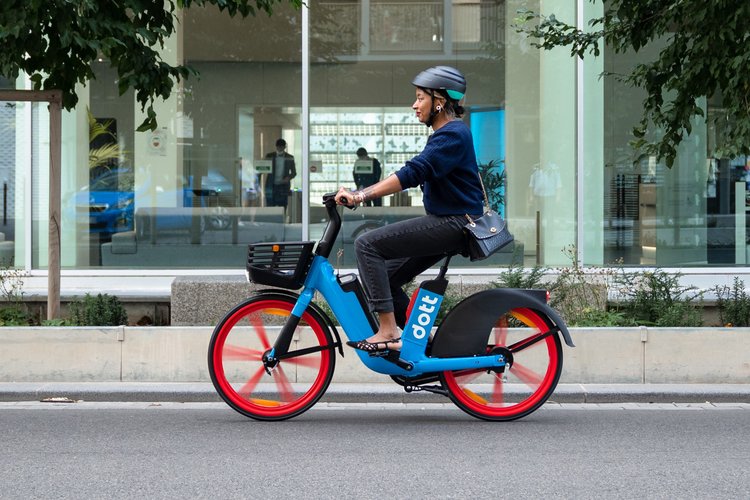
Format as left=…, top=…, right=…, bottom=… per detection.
left=322, top=192, right=355, bottom=209
left=322, top=192, right=337, bottom=205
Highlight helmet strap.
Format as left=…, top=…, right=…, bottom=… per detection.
left=424, top=90, right=439, bottom=127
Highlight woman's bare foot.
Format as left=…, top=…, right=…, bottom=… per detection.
left=347, top=310, right=402, bottom=352
left=369, top=312, right=402, bottom=349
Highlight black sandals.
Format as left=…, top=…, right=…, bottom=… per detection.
left=346, top=338, right=402, bottom=353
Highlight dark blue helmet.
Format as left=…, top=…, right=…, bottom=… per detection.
left=412, top=66, right=466, bottom=100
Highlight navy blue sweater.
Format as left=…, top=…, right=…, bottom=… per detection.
left=395, top=120, right=484, bottom=216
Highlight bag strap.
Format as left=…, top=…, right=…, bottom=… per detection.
left=466, top=171, right=492, bottom=225
left=477, top=171, right=491, bottom=213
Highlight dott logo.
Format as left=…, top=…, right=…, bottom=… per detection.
left=410, top=293, right=440, bottom=340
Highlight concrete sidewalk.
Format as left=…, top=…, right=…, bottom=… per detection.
left=1, top=382, right=749, bottom=404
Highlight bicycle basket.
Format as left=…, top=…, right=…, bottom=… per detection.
left=246, top=241, right=316, bottom=289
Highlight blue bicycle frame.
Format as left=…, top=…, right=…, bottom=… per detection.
left=267, top=195, right=507, bottom=378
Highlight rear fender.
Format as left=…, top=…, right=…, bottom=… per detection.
left=431, top=288, right=574, bottom=358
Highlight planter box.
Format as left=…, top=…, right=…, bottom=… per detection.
left=1, top=326, right=748, bottom=384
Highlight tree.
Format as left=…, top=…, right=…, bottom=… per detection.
left=516, top=1, right=750, bottom=167
left=0, top=0, right=300, bottom=131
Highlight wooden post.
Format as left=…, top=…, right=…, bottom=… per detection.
left=47, top=91, right=63, bottom=319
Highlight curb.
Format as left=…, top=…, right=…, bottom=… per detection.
left=1, top=383, right=750, bottom=404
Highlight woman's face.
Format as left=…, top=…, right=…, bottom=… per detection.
left=412, top=88, right=433, bottom=124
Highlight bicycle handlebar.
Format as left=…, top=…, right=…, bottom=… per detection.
left=316, top=193, right=344, bottom=258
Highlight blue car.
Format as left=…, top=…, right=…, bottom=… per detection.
left=77, top=169, right=135, bottom=235
left=75, top=168, right=234, bottom=236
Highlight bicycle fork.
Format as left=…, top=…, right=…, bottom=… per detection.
left=261, top=288, right=316, bottom=374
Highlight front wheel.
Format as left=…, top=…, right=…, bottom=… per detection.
left=208, top=294, right=336, bottom=421
left=440, top=307, right=563, bottom=421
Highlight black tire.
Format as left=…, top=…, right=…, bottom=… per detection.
left=208, top=294, right=336, bottom=421
left=439, top=307, right=563, bottom=421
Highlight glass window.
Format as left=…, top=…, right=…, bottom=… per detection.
left=49, top=0, right=582, bottom=271
left=309, top=0, right=577, bottom=268
left=505, top=0, right=577, bottom=267
left=599, top=42, right=714, bottom=267
left=0, top=99, right=39, bottom=270
left=78, top=4, right=303, bottom=269
left=369, top=0, right=444, bottom=53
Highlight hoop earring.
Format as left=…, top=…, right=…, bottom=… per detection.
left=436, top=105, right=442, bottom=112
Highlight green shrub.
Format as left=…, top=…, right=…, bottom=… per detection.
left=612, top=269, right=703, bottom=327
left=493, top=261, right=547, bottom=289
left=41, top=318, right=77, bottom=326
left=715, top=277, right=750, bottom=327
left=545, top=246, right=619, bottom=326
left=0, top=306, right=33, bottom=326
left=571, top=308, right=636, bottom=327
left=435, top=285, right=464, bottom=324
left=69, top=293, right=128, bottom=326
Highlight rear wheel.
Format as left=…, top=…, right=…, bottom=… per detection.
left=208, top=295, right=336, bottom=421
left=440, top=307, right=563, bottom=421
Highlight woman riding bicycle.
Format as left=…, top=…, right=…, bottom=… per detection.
left=335, top=65, right=485, bottom=353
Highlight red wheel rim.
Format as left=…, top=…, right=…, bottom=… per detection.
left=443, top=307, right=560, bottom=419
left=211, top=299, right=332, bottom=418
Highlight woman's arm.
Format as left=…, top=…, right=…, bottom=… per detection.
left=335, top=173, right=403, bottom=206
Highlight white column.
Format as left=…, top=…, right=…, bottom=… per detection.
left=133, top=21, right=183, bottom=210
left=538, top=0, right=576, bottom=266
left=580, top=0, right=604, bottom=265
left=302, top=1, right=310, bottom=240
left=505, top=0, right=541, bottom=262
left=14, top=76, right=32, bottom=270
left=60, top=84, right=91, bottom=267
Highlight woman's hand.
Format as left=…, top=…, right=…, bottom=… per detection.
left=335, top=187, right=360, bottom=207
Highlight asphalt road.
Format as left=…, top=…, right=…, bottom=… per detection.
left=1, top=402, right=748, bottom=499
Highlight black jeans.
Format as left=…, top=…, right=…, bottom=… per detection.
left=354, top=214, right=467, bottom=328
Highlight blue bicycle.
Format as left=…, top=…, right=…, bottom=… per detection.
left=208, top=194, right=575, bottom=421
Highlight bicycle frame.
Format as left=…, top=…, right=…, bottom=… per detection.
left=264, top=195, right=506, bottom=378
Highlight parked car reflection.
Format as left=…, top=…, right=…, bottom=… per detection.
left=78, top=168, right=135, bottom=235
left=72, top=168, right=234, bottom=237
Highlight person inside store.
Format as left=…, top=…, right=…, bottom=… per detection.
left=264, top=138, right=296, bottom=208
left=335, top=66, right=484, bottom=353
left=352, top=147, right=382, bottom=207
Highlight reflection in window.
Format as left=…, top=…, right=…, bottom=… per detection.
left=310, top=108, right=430, bottom=205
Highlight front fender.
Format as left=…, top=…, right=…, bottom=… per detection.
left=431, top=288, right=574, bottom=358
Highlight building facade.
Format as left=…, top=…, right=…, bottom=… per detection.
left=0, top=1, right=746, bottom=290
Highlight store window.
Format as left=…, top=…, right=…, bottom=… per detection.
left=600, top=43, right=715, bottom=267
left=310, top=0, right=577, bottom=268
left=70, top=4, right=304, bottom=269
left=52, top=0, right=581, bottom=271
left=0, top=98, right=38, bottom=270
left=505, top=0, right=577, bottom=267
